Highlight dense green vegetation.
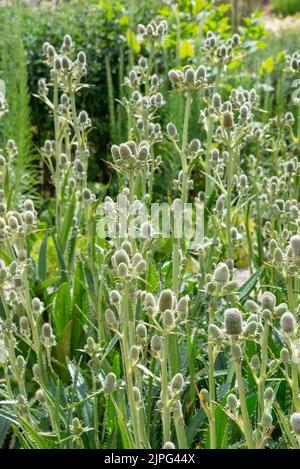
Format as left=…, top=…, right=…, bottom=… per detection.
left=1, top=0, right=300, bottom=450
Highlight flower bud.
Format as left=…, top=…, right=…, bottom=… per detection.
left=77, top=51, right=86, bottom=64
left=171, top=373, right=184, bottom=391
left=162, top=309, right=175, bottom=328
left=208, top=324, right=221, bottom=339
left=104, top=372, right=116, bottom=393
left=117, top=262, right=128, bottom=277
left=251, top=354, right=260, bottom=369
left=212, top=93, right=221, bottom=109
left=129, top=345, right=140, bottom=362
left=224, top=308, right=243, bottom=335
left=200, top=388, right=210, bottom=403
left=196, top=65, right=206, bottom=80
left=32, top=363, right=40, bottom=380
left=261, top=412, right=272, bottom=428
left=261, top=292, right=275, bottom=312
left=19, top=316, right=29, bottom=332
left=280, top=348, right=290, bottom=363
left=227, top=393, right=238, bottom=410
left=213, top=262, right=229, bottom=283
left=167, top=122, right=177, bottom=138
left=184, top=68, right=195, bottom=84
left=133, top=386, right=141, bottom=402
left=163, top=442, right=175, bottom=449
left=189, top=139, right=201, bottom=153
left=42, top=323, right=52, bottom=339
left=136, top=323, right=147, bottom=340
left=291, top=235, right=300, bottom=258
left=223, top=110, right=233, bottom=129
left=82, top=188, right=92, bottom=201
left=264, top=387, right=273, bottom=401
left=177, top=296, right=189, bottom=315
left=16, top=355, right=26, bottom=370
left=290, top=413, right=300, bottom=435
left=158, top=289, right=174, bottom=312
left=109, top=290, right=122, bottom=304
left=105, top=308, right=117, bottom=326
left=135, top=260, right=146, bottom=275
left=36, top=389, right=45, bottom=404
left=280, top=312, right=296, bottom=334
left=151, top=334, right=163, bottom=352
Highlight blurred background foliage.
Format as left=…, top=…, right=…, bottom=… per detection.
left=1, top=0, right=300, bottom=200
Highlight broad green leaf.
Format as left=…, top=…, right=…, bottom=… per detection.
left=54, top=282, right=71, bottom=339
left=126, top=29, right=140, bottom=54
left=179, top=40, right=194, bottom=59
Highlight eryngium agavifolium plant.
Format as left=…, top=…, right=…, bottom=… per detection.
left=1, top=18, right=300, bottom=450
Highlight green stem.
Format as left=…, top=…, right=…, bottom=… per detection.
left=258, top=322, right=269, bottom=419
left=226, top=142, right=234, bottom=259
left=122, top=283, right=143, bottom=448
left=208, top=301, right=216, bottom=449
left=181, top=92, right=192, bottom=205
left=173, top=401, right=188, bottom=448
left=233, top=350, right=254, bottom=448
left=91, top=366, right=100, bottom=449
left=205, top=115, right=214, bottom=200
left=162, top=333, right=171, bottom=444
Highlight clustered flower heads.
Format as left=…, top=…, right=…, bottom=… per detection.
left=111, top=140, right=150, bottom=172
left=42, top=35, right=87, bottom=94
left=137, top=20, right=168, bottom=41
left=168, top=64, right=208, bottom=91
left=204, top=31, right=241, bottom=65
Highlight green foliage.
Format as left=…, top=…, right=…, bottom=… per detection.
left=0, top=0, right=36, bottom=207
left=271, top=0, right=300, bottom=16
